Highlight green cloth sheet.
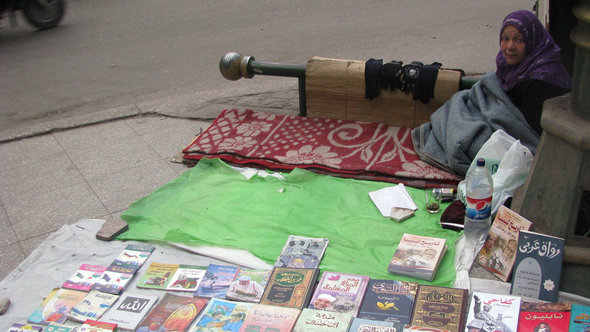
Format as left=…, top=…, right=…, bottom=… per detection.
left=119, top=158, right=460, bottom=286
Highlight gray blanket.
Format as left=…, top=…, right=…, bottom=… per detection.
left=411, top=71, right=539, bottom=177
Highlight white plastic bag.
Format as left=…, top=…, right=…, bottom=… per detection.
left=457, top=130, right=534, bottom=215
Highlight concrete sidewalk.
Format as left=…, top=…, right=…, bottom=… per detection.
left=0, top=89, right=301, bottom=281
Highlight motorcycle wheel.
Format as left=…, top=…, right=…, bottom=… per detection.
left=23, top=0, right=65, bottom=30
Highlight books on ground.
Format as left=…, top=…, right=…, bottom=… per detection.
left=275, top=235, right=329, bottom=269
left=464, top=292, right=521, bottom=332
left=387, top=233, right=447, bottom=281
left=99, top=292, right=159, bottom=331
left=308, top=271, right=370, bottom=317
left=519, top=301, right=572, bottom=332
left=260, top=267, right=319, bottom=310
left=293, top=308, right=353, bottom=332
left=409, top=285, right=468, bottom=332
left=358, top=279, right=418, bottom=324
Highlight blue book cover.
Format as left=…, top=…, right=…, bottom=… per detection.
left=358, top=279, right=418, bottom=324
left=510, top=230, right=564, bottom=302
left=193, top=264, right=240, bottom=298
left=570, top=304, right=590, bottom=332
left=347, top=317, right=399, bottom=332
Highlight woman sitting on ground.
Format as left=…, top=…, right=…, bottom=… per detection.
left=412, top=10, right=571, bottom=177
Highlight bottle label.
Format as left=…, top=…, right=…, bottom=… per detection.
left=465, top=196, right=492, bottom=221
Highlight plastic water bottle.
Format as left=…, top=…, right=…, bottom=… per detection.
left=464, top=158, right=493, bottom=243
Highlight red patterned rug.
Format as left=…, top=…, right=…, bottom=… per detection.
left=182, top=109, right=460, bottom=188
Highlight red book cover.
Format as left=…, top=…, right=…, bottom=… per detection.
left=517, top=302, right=571, bottom=332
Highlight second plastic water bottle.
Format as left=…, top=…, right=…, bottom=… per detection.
left=464, top=158, right=493, bottom=243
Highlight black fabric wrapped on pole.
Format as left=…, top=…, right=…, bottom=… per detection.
left=414, top=62, right=442, bottom=103
left=364, top=58, right=383, bottom=100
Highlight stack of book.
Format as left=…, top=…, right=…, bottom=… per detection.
left=387, top=233, right=447, bottom=281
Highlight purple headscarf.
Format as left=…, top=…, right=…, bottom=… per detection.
left=495, top=10, right=572, bottom=91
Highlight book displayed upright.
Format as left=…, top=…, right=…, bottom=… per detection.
left=62, top=264, right=108, bottom=292
left=518, top=301, right=572, bottom=332
left=193, top=264, right=240, bottom=299
left=570, top=304, right=590, bottom=332
left=99, top=292, right=159, bottom=331
left=464, top=292, right=521, bottom=332
left=260, top=267, right=319, bottom=310
left=67, top=290, right=120, bottom=322
left=347, top=317, right=398, bottom=332
left=358, top=279, right=418, bottom=324
left=225, top=268, right=272, bottom=303
left=293, top=308, right=354, bottom=332
left=192, top=298, right=253, bottom=332
left=28, top=288, right=87, bottom=325
left=510, top=230, right=565, bottom=302
left=135, top=292, right=208, bottom=332
left=409, top=285, right=468, bottom=332
left=387, top=233, right=447, bottom=281
left=275, top=235, right=330, bottom=269
left=308, top=271, right=370, bottom=317
left=239, top=303, right=302, bottom=332
left=477, top=206, right=532, bottom=281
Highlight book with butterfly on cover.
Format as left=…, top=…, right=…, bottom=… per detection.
left=239, top=303, right=301, bottom=332
left=510, top=230, right=565, bottom=302
left=62, top=264, right=108, bottom=292
left=135, top=292, right=209, bottom=332
left=259, top=267, right=319, bottom=310
left=518, top=301, right=572, bottom=332
left=91, top=265, right=136, bottom=295
left=464, top=292, right=521, bottom=332
left=409, top=285, right=468, bottom=332
left=27, top=288, right=87, bottom=325
left=387, top=233, right=447, bottom=281
left=67, top=289, right=119, bottom=322
left=308, top=271, right=370, bottom=317
left=358, top=279, right=418, bottom=324
left=275, top=235, right=329, bottom=269
left=347, top=317, right=398, bottom=332
left=476, top=206, right=532, bottom=281
left=225, top=267, right=272, bottom=303
left=293, top=308, right=354, bottom=332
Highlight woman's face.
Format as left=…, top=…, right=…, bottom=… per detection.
left=501, top=25, right=526, bottom=65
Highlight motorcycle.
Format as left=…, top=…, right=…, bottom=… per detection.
left=0, top=0, right=65, bottom=30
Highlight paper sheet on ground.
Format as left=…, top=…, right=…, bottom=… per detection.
left=368, top=184, right=418, bottom=217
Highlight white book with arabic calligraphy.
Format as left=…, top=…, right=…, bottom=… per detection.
left=293, top=308, right=353, bottom=332
left=100, top=292, right=158, bottom=331
left=464, top=291, right=521, bottom=332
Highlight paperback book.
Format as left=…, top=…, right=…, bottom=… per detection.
left=347, top=317, right=398, bottom=332
left=518, top=301, right=572, bottom=332
left=358, top=279, right=418, bottom=324
left=225, top=268, right=272, bottom=303
left=193, top=298, right=253, bottom=332
left=409, top=285, right=468, bottom=332
left=110, top=243, right=155, bottom=271
left=476, top=206, right=532, bottom=281
left=275, top=235, right=330, bottom=269
left=402, top=325, right=451, bottom=332
left=309, top=271, right=370, bottom=317
left=8, top=324, right=44, bottom=332
left=28, top=288, right=87, bottom=325
left=136, top=262, right=180, bottom=290
left=193, top=264, right=240, bottom=298
left=78, top=319, right=118, bottom=332
left=62, top=264, right=108, bottom=292
left=510, top=230, right=565, bottom=302
left=45, top=323, right=78, bottom=332
left=570, top=304, right=590, bottom=332
left=260, top=267, right=319, bottom=310
left=68, top=289, right=120, bottom=322
left=293, top=308, right=354, bottom=332
left=166, top=264, right=207, bottom=292
left=99, top=292, right=159, bottom=331
left=135, top=292, right=209, bottom=332
left=239, top=303, right=302, bottom=332
left=387, top=233, right=447, bottom=281
left=464, top=292, right=521, bottom=332
left=91, top=265, right=136, bottom=295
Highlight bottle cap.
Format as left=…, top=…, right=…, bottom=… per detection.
left=476, top=158, right=485, bottom=167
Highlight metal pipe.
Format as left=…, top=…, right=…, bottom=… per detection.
left=219, top=52, right=478, bottom=116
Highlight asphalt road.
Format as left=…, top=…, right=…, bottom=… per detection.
left=0, top=0, right=534, bottom=141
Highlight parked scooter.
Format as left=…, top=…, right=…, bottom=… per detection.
left=0, top=0, right=65, bottom=30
